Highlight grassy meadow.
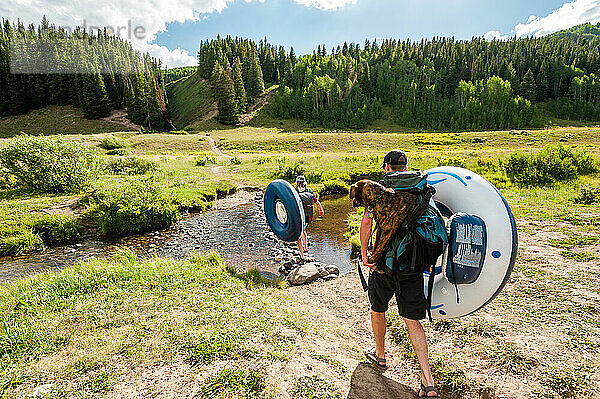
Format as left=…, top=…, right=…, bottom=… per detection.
left=0, top=120, right=599, bottom=397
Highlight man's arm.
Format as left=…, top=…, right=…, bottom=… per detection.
left=315, top=198, right=324, bottom=217
left=360, top=209, right=375, bottom=269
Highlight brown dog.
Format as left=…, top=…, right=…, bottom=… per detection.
left=349, top=179, right=416, bottom=267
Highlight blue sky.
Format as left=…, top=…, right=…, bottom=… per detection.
left=154, top=0, right=567, bottom=57
left=4, top=0, right=600, bottom=66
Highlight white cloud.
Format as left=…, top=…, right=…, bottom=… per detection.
left=515, top=0, right=600, bottom=37
left=292, top=0, right=357, bottom=11
left=483, top=30, right=508, bottom=41
left=485, top=0, right=600, bottom=40
left=526, top=15, right=537, bottom=24
left=1, top=0, right=349, bottom=67
left=147, top=44, right=197, bottom=67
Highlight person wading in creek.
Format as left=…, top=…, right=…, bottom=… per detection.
left=295, top=175, right=324, bottom=260
left=360, top=150, right=439, bottom=398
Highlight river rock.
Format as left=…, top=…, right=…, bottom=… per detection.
left=32, top=383, right=55, bottom=397
left=315, top=264, right=340, bottom=278
left=287, top=262, right=320, bottom=285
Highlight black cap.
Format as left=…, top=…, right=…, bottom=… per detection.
left=381, top=149, right=407, bottom=168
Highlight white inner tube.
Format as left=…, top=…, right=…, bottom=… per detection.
left=275, top=200, right=288, bottom=225
left=424, top=166, right=518, bottom=319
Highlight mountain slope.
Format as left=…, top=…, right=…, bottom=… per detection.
left=0, top=106, right=138, bottom=138
left=550, top=22, right=600, bottom=40
left=166, top=73, right=214, bottom=130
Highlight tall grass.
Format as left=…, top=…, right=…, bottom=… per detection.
left=505, top=144, right=597, bottom=187
left=0, top=135, right=102, bottom=193
left=84, top=180, right=180, bottom=236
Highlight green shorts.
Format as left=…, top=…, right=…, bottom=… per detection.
left=367, top=269, right=427, bottom=320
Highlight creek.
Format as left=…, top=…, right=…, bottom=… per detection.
left=0, top=189, right=355, bottom=282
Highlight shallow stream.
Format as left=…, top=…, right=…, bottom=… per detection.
left=0, top=189, right=355, bottom=282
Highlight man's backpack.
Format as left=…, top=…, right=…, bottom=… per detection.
left=382, top=171, right=449, bottom=321
left=297, top=189, right=315, bottom=209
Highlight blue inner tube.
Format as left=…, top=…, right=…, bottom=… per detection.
left=264, top=180, right=305, bottom=242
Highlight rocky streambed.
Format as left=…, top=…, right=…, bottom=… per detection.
left=0, top=188, right=355, bottom=284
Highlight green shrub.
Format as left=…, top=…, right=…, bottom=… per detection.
left=436, top=156, right=466, bottom=168
left=99, top=135, right=129, bottom=150
left=85, top=182, right=180, bottom=236
left=274, top=163, right=306, bottom=181
left=28, top=214, right=83, bottom=245
left=106, top=148, right=131, bottom=156
left=106, top=156, right=158, bottom=175
left=572, top=186, right=600, bottom=205
left=0, top=135, right=102, bottom=193
left=348, top=168, right=381, bottom=183
left=230, top=156, right=242, bottom=165
left=505, top=144, right=597, bottom=187
left=253, top=155, right=286, bottom=165
left=0, top=169, right=17, bottom=190
left=475, top=157, right=497, bottom=172
left=0, top=231, right=44, bottom=256
left=195, top=155, right=217, bottom=166
left=319, top=180, right=349, bottom=196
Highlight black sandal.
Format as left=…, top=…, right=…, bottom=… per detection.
left=417, top=383, right=440, bottom=398
left=365, top=347, right=388, bottom=371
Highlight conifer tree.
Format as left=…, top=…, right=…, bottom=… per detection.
left=81, top=67, right=111, bottom=119
left=233, top=62, right=247, bottom=113
left=520, top=69, right=537, bottom=101
left=248, top=52, right=265, bottom=97
left=216, top=67, right=239, bottom=124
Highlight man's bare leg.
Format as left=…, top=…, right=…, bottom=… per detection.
left=371, top=311, right=387, bottom=360
left=404, top=318, right=436, bottom=396
left=297, top=237, right=305, bottom=259
left=301, top=230, right=308, bottom=252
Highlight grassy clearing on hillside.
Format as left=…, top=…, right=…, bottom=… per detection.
left=211, top=126, right=600, bottom=156
left=166, top=73, right=214, bottom=130
left=0, top=106, right=136, bottom=138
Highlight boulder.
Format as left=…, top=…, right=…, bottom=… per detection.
left=287, top=262, right=320, bottom=285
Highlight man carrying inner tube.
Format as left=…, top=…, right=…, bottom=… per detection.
left=295, top=175, right=324, bottom=259
left=360, top=150, right=439, bottom=398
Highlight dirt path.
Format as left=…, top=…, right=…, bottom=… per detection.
left=100, top=109, right=141, bottom=130
left=206, top=134, right=233, bottom=175
left=289, top=218, right=600, bottom=398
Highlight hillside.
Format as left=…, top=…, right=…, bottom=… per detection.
left=0, top=106, right=138, bottom=138
left=550, top=22, right=600, bottom=40
left=166, top=73, right=215, bottom=130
